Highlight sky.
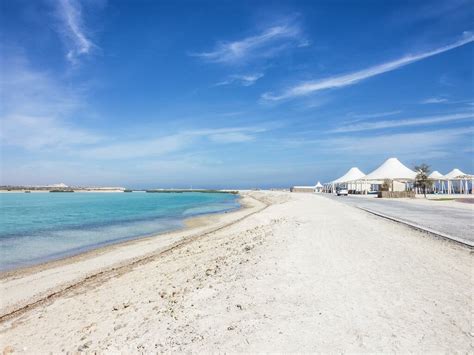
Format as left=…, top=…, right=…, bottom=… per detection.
left=0, top=0, right=473, bottom=189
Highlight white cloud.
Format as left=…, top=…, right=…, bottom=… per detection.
left=208, top=132, right=254, bottom=143
left=262, top=32, right=474, bottom=101
left=1, top=115, right=102, bottom=149
left=1, top=55, right=80, bottom=117
left=0, top=54, right=101, bottom=149
left=190, top=126, right=265, bottom=144
left=78, top=126, right=266, bottom=160
left=420, top=97, right=449, bottom=104
left=188, top=126, right=267, bottom=136
left=350, top=110, right=402, bottom=119
left=286, top=127, right=473, bottom=160
left=0, top=55, right=266, bottom=157
left=56, top=0, right=96, bottom=64
left=79, top=134, right=188, bottom=160
left=333, top=112, right=474, bottom=133
left=192, top=22, right=305, bottom=64
left=323, top=127, right=473, bottom=156
left=216, top=73, right=264, bottom=87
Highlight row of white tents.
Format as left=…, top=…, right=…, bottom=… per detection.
left=324, top=157, right=473, bottom=195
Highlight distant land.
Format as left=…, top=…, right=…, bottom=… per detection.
left=0, top=184, right=239, bottom=194
left=0, top=183, right=125, bottom=193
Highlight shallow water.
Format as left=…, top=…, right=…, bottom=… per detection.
left=0, top=192, right=239, bottom=271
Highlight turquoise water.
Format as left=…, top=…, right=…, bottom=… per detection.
left=0, top=192, right=239, bottom=271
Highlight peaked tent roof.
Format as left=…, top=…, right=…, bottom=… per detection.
left=332, top=167, right=366, bottom=183
left=428, top=171, right=445, bottom=179
left=315, top=181, right=323, bottom=188
left=364, top=157, right=416, bottom=180
left=444, top=168, right=468, bottom=179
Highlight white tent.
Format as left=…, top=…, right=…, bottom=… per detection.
left=443, top=168, right=466, bottom=179
left=332, top=167, right=366, bottom=184
left=314, top=181, right=323, bottom=193
left=428, top=171, right=444, bottom=179
left=429, top=171, right=446, bottom=194
left=330, top=167, right=367, bottom=193
left=443, top=168, right=473, bottom=194
left=364, top=157, right=416, bottom=181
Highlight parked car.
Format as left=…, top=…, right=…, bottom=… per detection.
left=336, top=188, right=348, bottom=196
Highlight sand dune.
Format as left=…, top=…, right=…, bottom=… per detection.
left=0, top=191, right=471, bottom=352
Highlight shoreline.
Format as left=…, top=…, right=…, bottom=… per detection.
left=0, top=193, right=252, bottom=280
left=0, top=196, right=241, bottom=275
left=0, top=192, right=267, bottom=319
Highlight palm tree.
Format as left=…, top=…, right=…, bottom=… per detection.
left=414, top=164, right=433, bottom=198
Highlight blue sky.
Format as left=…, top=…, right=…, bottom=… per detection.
left=0, top=0, right=473, bottom=188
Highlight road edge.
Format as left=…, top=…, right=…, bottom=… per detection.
left=358, top=207, right=474, bottom=248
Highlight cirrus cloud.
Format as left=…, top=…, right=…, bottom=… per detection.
left=55, top=0, right=97, bottom=64
left=191, top=20, right=307, bottom=65
left=262, top=32, right=474, bottom=101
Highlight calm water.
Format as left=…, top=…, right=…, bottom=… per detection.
left=0, top=192, right=239, bottom=271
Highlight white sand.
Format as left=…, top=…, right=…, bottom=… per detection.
left=0, top=191, right=471, bottom=353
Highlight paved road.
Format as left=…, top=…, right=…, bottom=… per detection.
left=320, top=194, right=474, bottom=245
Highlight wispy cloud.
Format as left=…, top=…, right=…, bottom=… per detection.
left=217, top=111, right=245, bottom=117
left=79, top=127, right=266, bottom=159
left=333, top=112, right=474, bottom=133
left=208, top=131, right=255, bottom=143
left=215, top=73, right=264, bottom=87
left=285, top=126, right=473, bottom=160
left=350, top=110, right=402, bottom=119
left=420, top=97, right=449, bottom=104
left=0, top=52, right=267, bottom=158
left=192, top=21, right=305, bottom=64
left=56, top=0, right=96, bottom=64
left=1, top=115, right=102, bottom=149
left=0, top=53, right=100, bottom=149
left=262, top=32, right=474, bottom=101
left=187, top=126, right=267, bottom=136
left=321, top=127, right=473, bottom=158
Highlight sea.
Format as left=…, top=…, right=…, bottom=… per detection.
left=0, top=192, right=240, bottom=271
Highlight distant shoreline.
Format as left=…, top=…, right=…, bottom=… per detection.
left=0, top=189, right=238, bottom=194
left=0, top=189, right=126, bottom=193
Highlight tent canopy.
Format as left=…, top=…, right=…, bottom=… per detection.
left=332, top=167, right=366, bottom=184
left=444, top=168, right=468, bottom=179
left=315, top=181, right=323, bottom=188
left=364, top=157, right=416, bottom=181
left=428, top=170, right=445, bottom=179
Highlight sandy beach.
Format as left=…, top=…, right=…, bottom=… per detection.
left=0, top=191, right=472, bottom=353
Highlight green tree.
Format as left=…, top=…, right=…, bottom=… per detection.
left=414, top=164, right=433, bottom=198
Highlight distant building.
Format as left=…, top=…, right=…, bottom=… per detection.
left=290, top=186, right=315, bottom=193
left=315, top=181, right=323, bottom=193
left=43, top=183, right=69, bottom=188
